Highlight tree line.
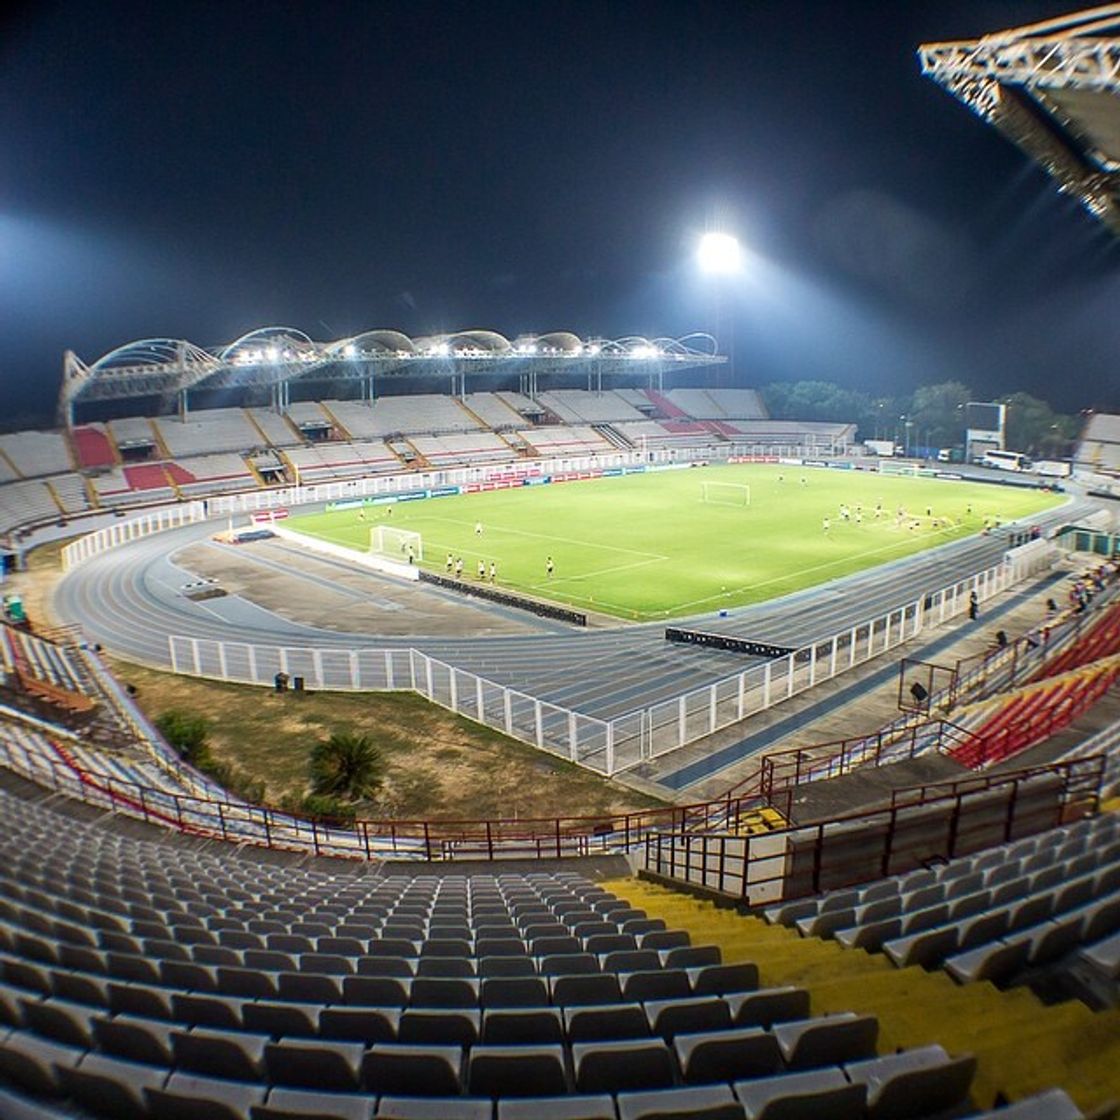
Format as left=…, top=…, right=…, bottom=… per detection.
left=760, top=379, right=1081, bottom=458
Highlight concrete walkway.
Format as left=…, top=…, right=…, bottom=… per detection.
left=629, top=564, right=1081, bottom=801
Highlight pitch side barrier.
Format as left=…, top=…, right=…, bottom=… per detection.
left=419, top=571, right=588, bottom=626
left=64, top=451, right=1061, bottom=775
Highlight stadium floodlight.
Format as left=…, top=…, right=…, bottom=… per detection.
left=266, top=346, right=280, bottom=362
left=343, top=343, right=357, bottom=358
left=697, top=231, right=742, bottom=275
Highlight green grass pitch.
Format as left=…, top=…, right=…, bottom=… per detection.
left=284, top=464, right=1064, bottom=621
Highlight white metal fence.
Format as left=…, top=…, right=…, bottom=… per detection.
left=61, top=502, right=209, bottom=570
left=168, top=637, right=620, bottom=774
left=166, top=541, right=1056, bottom=776
left=62, top=450, right=1061, bottom=777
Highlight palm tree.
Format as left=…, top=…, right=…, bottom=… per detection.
left=309, top=731, right=385, bottom=802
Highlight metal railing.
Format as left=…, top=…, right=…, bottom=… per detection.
left=0, top=722, right=776, bottom=862
left=63, top=452, right=1061, bottom=775
left=164, top=544, right=1055, bottom=777
left=643, top=757, right=1104, bottom=906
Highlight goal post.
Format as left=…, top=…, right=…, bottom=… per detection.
left=878, top=460, right=921, bottom=477
left=370, top=525, right=423, bottom=561
left=700, top=481, right=750, bottom=507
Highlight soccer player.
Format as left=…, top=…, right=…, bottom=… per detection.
left=546, top=556, right=554, bottom=578
left=489, top=561, right=497, bottom=583
left=446, top=552, right=454, bottom=573
left=358, top=509, right=366, bottom=522
left=475, top=521, right=483, bottom=536
left=822, top=516, right=830, bottom=534
left=477, top=559, right=485, bottom=579
left=455, top=557, right=464, bottom=579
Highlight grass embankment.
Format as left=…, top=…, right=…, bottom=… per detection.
left=109, top=659, right=665, bottom=821
left=287, top=464, right=1061, bottom=621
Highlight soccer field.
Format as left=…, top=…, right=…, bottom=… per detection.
left=285, top=465, right=1063, bottom=620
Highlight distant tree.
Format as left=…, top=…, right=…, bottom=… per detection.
left=1003, top=392, right=1079, bottom=457
left=908, top=380, right=972, bottom=451
left=309, top=731, right=385, bottom=802
left=155, top=710, right=210, bottom=765
left=761, top=380, right=870, bottom=424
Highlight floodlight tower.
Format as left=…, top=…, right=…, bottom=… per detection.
left=697, top=231, right=742, bottom=386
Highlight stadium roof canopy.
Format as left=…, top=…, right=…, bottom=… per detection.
left=919, top=4, right=1120, bottom=233
left=59, top=329, right=724, bottom=423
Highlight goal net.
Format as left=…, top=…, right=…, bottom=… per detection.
left=370, top=525, right=423, bottom=562
left=700, top=481, right=750, bottom=507
left=878, top=460, right=921, bottom=477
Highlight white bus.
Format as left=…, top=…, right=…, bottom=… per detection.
left=979, top=450, right=1032, bottom=472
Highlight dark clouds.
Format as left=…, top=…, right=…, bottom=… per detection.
left=1, top=0, right=1118, bottom=420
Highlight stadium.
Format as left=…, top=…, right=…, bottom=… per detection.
left=3, top=5, right=1120, bottom=1120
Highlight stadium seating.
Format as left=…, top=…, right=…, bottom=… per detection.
left=0, top=780, right=991, bottom=1120
left=0, top=432, right=73, bottom=479
left=364, top=395, right=482, bottom=437
left=518, top=426, right=615, bottom=456
left=409, top=434, right=515, bottom=468
left=70, top=426, right=117, bottom=470
left=763, top=810, right=1120, bottom=988
left=107, top=417, right=161, bottom=455
left=536, top=391, right=647, bottom=425
left=0, top=481, right=65, bottom=534
left=461, top=393, right=531, bottom=430
left=285, top=441, right=400, bottom=484
left=1076, top=413, right=1120, bottom=474
left=156, top=410, right=262, bottom=458
left=245, top=408, right=303, bottom=449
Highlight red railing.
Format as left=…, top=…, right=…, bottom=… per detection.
left=0, top=731, right=781, bottom=862
left=950, top=662, right=1120, bottom=770
left=644, top=756, right=1105, bottom=906
left=740, top=720, right=981, bottom=810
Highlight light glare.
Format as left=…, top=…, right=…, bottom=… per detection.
left=698, top=232, right=742, bottom=275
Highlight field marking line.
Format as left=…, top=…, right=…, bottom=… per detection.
left=528, top=554, right=668, bottom=592
left=665, top=522, right=969, bottom=615
left=405, top=514, right=668, bottom=561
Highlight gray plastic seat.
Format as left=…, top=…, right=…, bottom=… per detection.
left=617, top=1083, right=745, bottom=1120
left=251, top=1086, right=374, bottom=1120
left=726, top=986, right=810, bottom=1028
left=263, top=1039, right=364, bottom=1091
left=944, top=939, right=1031, bottom=985
left=564, top=1002, right=650, bottom=1042
left=497, top=1094, right=615, bottom=1120
left=968, top=1088, right=1085, bottom=1118
left=620, top=968, right=691, bottom=1002
left=689, top=962, right=758, bottom=996
left=551, top=973, right=623, bottom=1006
left=361, top=1043, right=463, bottom=1096
left=675, top=1024, right=783, bottom=1084
left=845, top=1044, right=976, bottom=1120
left=572, top=1037, right=675, bottom=1093
left=467, top=1043, right=567, bottom=1097
left=772, top=1012, right=879, bottom=1069
left=482, top=1007, right=564, bottom=1045
left=734, top=1067, right=866, bottom=1120
left=376, top=1097, right=493, bottom=1120
left=645, top=995, right=731, bottom=1040
left=60, top=1051, right=169, bottom=1120
left=171, top=1026, right=268, bottom=1081
left=94, top=1012, right=176, bottom=1065
left=145, top=1071, right=265, bottom=1120
left=398, top=1008, right=480, bottom=1047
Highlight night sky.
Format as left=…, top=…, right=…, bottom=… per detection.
left=3, top=0, right=1119, bottom=424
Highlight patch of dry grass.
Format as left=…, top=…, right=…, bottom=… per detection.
left=109, top=658, right=666, bottom=821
